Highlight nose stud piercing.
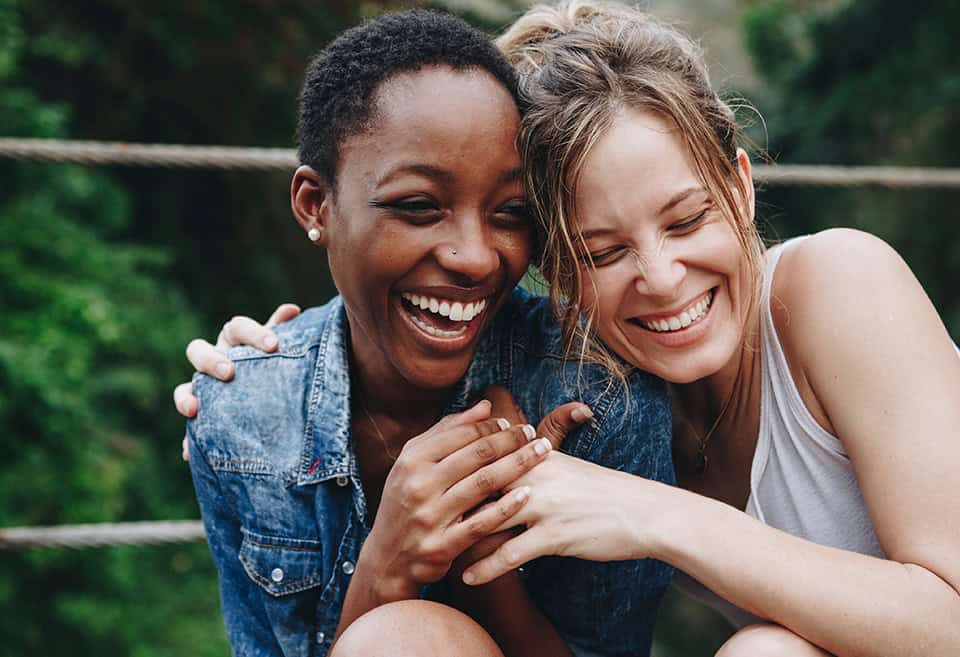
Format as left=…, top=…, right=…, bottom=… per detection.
left=452, top=249, right=457, bottom=255
left=307, top=228, right=321, bottom=242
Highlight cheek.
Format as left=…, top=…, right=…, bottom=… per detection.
left=497, top=231, right=534, bottom=280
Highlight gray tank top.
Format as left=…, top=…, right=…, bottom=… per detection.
left=673, top=238, right=884, bottom=627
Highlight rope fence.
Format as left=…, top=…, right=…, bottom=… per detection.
left=3, top=137, right=960, bottom=188
left=3, top=136, right=959, bottom=551
left=0, top=521, right=205, bottom=550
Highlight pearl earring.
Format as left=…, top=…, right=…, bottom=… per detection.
left=307, top=228, right=321, bottom=242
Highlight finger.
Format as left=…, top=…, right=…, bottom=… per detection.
left=417, top=416, right=509, bottom=462
left=462, top=526, right=549, bottom=586
left=414, top=399, right=492, bottom=446
left=173, top=382, right=199, bottom=418
left=444, top=436, right=552, bottom=511
left=449, top=486, right=531, bottom=556
left=483, top=384, right=527, bottom=426
left=537, top=401, right=593, bottom=450
left=439, top=423, right=537, bottom=483
left=186, top=339, right=234, bottom=380
left=182, top=436, right=190, bottom=462
left=217, top=315, right=278, bottom=352
left=264, top=303, right=301, bottom=329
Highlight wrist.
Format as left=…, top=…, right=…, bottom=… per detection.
left=355, top=539, right=419, bottom=603
left=636, top=480, right=698, bottom=563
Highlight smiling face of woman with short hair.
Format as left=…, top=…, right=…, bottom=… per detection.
left=574, top=108, right=755, bottom=385
left=322, top=66, right=533, bottom=394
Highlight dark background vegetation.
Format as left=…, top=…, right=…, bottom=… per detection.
left=1, top=0, right=957, bottom=655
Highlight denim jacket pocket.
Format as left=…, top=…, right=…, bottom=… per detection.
left=239, top=528, right=325, bottom=597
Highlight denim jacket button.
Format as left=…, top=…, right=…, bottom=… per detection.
left=270, top=567, right=284, bottom=583
left=316, top=632, right=325, bottom=645
left=341, top=561, right=355, bottom=575
left=336, top=475, right=349, bottom=487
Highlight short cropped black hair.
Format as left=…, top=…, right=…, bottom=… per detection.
left=297, top=9, right=519, bottom=188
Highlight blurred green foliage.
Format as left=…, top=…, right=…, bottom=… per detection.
left=1, top=0, right=958, bottom=656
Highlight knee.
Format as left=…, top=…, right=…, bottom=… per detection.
left=330, top=600, right=504, bottom=657
left=716, top=624, right=830, bottom=657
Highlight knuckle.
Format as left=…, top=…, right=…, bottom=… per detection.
left=514, top=447, right=532, bottom=469
left=472, top=438, right=496, bottom=462
left=500, top=545, right=521, bottom=568
left=464, top=516, right=490, bottom=541
left=473, top=470, right=497, bottom=496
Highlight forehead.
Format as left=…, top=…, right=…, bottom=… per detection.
left=576, top=109, right=701, bottom=226
left=338, top=66, right=521, bottom=185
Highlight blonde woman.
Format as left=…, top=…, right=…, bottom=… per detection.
left=177, top=3, right=960, bottom=656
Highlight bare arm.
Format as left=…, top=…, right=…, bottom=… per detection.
left=467, top=230, right=960, bottom=657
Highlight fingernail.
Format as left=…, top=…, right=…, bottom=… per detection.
left=215, top=362, right=232, bottom=379
left=571, top=405, right=593, bottom=423
left=496, top=418, right=511, bottom=431
left=263, top=334, right=278, bottom=349
left=522, top=424, right=536, bottom=440
left=534, top=437, right=552, bottom=455
left=462, top=571, right=477, bottom=585
left=515, top=485, right=531, bottom=502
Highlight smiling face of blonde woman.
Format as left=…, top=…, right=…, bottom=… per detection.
left=574, top=109, right=756, bottom=384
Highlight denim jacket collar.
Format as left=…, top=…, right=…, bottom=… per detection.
left=296, top=296, right=511, bottom=487
left=298, top=296, right=352, bottom=486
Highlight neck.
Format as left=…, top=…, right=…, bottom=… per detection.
left=674, top=305, right=763, bottom=453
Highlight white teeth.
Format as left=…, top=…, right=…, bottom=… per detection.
left=638, top=290, right=714, bottom=333
left=400, top=293, right=488, bottom=325
left=408, top=313, right=469, bottom=338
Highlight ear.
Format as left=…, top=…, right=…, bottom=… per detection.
left=734, top=148, right=756, bottom=222
left=291, top=165, right=333, bottom=246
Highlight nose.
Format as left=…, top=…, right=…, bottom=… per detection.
left=434, top=215, right=500, bottom=283
left=633, top=247, right=686, bottom=299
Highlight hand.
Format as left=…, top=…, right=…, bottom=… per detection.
left=175, top=303, right=300, bottom=460
left=461, top=451, right=673, bottom=586
left=482, top=384, right=593, bottom=451
left=355, top=400, right=556, bottom=600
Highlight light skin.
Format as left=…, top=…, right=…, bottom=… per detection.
left=176, top=84, right=960, bottom=657
left=461, top=109, right=960, bottom=657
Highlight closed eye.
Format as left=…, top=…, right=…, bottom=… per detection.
left=494, top=201, right=532, bottom=228
left=669, top=210, right=707, bottom=233
left=371, top=197, right=443, bottom=224
left=582, top=245, right=629, bottom=267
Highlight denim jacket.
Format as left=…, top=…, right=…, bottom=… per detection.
left=188, top=287, right=674, bottom=657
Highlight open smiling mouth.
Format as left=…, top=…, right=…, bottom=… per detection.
left=400, top=292, right=488, bottom=339
left=629, top=288, right=716, bottom=333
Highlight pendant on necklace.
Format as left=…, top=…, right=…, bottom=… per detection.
left=695, top=451, right=709, bottom=474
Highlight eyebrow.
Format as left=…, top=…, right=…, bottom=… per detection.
left=377, top=163, right=454, bottom=186
left=375, top=165, right=522, bottom=188
left=658, top=186, right=706, bottom=215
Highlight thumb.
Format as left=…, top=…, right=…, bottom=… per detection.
left=537, top=402, right=593, bottom=450
left=265, top=303, right=301, bottom=329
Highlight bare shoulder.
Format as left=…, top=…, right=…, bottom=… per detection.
left=771, top=228, right=919, bottom=348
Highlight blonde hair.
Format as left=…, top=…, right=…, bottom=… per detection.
left=497, top=1, right=764, bottom=382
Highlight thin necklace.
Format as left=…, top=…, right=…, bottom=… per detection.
left=359, top=402, right=399, bottom=462
left=693, top=395, right=730, bottom=474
